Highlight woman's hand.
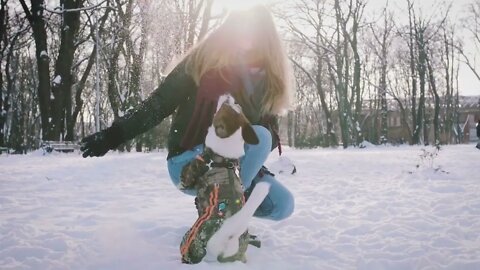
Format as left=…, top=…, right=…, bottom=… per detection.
left=80, top=130, right=110, bottom=158
left=80, top=125, right=123, bottom=158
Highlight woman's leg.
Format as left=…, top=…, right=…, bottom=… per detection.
left=167, top=145, right=204, bottom=196
left=240, top=125, right=272, bottom=189
left=241, top=125, right=295, bottom=221
left=248, top=173, right=295, bottom=221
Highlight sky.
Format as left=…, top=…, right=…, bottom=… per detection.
left=367, top=0, right=480, bottom=96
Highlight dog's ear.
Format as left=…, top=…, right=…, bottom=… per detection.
left=237, top=109, right=259, bottom=144
left=242, top=123, right=259, bottom=145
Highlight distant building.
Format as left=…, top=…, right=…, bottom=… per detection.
left=458, top=96, right=480, bottom=143
left=279, top=95, right=480, bottom=147
left=360, top=95, right=480, bottom=144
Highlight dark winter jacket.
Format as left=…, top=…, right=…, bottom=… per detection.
left=110, top=61, right=279, bottom=160
left=477, top=121, right=480, bottom=138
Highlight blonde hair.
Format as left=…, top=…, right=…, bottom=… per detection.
left=183, top=5, right=292, bottom=115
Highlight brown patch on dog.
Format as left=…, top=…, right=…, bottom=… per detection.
left=180, top=157, right=208, bottom=190
left=212, top=103, right=259, bottom=145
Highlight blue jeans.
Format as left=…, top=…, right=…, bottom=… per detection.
left=167, top=125, right=294, bottom=221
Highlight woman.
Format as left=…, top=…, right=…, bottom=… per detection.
left=81, top=5, right=294, bottom=221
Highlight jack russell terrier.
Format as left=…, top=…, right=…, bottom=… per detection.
left=179, top=95, right=270, bottom=264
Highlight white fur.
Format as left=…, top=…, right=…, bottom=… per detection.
left=205, top=182, right=271, bottom=261
left=205, top=94, right=247, bottom=158
left=217, top=94, right=242, bottom=114
left=204, top=126, right=245, bottom=159
left=204, top=94, right=261, bottom=261
left=216, top=95, right=231, bottom=111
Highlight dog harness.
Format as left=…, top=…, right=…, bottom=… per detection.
left=179, top=147, right=259, bottom=264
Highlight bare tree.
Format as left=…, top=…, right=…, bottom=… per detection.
left=426, top=46, right=441, bottom=145
left=66, top=0, right=112, bottom=141
left=50, top=0, right=84, bottom=141
left=19, top=0, right=52, bottom=140
left=403, top=0, right=449, bottom=145
left=0, top=0, right=9, bottom=148
left=284, top=0, right=338, bottom=147
left=369, top=5, right=394, bottom=144
left=440, top=24, right=457, bottom=143
left=4, top=0, right=474, bottom=152
left=341, top=0, right=366, bottom=145
left=331, top=0, right=366, bottom=147
left=457, top=0, right=480, bottom=82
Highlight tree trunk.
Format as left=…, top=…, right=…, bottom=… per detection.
left=371, top=7, right=392, bottom=145
left=442, top=28, right=455, bottom=144
left=66, top=44, right=96, bottom=141
left=379, top=62, right=388, bottom=144
left=333, top=0, right=350, bottom=148
left=0, top=0, right=7, bottom=147
left=107, top=45, right=122, bottom=119
left=407, top=1, right=419, bottom=144
left=426, top=53, right=440, bottom=145
left=126, top=4, right=148, bottom=152
left=5, top=38, right=17, bottom=149
left=20, top=0, right=52, bottom=140
left=108, top=0, right=134, bottom=119
left=316, top=57, right=337, bottom=147
left=287, top=110, right=294, bottom=147
left=51, top=0, right=82, bottom=141
left=414, top=26, right=427, bottom=145
left=350, top=5, right=363, bottom=145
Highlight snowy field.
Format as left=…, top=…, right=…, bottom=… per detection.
left=1, top=144, right=480, bottom=270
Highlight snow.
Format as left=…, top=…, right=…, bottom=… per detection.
left=268, top=156, right=296, bottom=175
left=53, top=75, right=62, bottom=85
left=1, top=145, right=480, bottom=270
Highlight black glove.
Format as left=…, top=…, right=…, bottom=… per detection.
left=80, top=124, right=123, bottom=158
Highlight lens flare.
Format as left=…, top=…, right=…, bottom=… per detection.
left=222, top=0, right=271, bottom=11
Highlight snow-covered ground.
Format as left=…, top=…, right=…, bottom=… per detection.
left=1, top=144, right=479, bottom=270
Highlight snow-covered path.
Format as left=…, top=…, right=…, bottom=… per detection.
left=1, top=145, right=479, bottom=270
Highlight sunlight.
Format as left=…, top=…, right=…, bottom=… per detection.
left=221, top=0, right=272, bottom=11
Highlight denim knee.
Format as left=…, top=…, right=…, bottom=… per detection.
left=270, top=188, right=295, bottom=221
left=252, top=174, right=295, bottom=221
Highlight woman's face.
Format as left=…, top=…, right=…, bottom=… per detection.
left=226, top=11, right=259, bottom=53
left=238, top=36, right=254, bottom=52
left=233, top=23, right=255, bottom=53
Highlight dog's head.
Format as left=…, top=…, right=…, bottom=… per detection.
left=204, top=95, right=259, bottom=159
left=212, top=95, right=259, bottom=145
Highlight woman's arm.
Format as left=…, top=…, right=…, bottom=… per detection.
left=81, top=61, right=196, bottom=157
left=114, top=62, right=196, bottom=141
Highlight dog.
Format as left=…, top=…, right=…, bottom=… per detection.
left=179, top=95, right=263, bottom=264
